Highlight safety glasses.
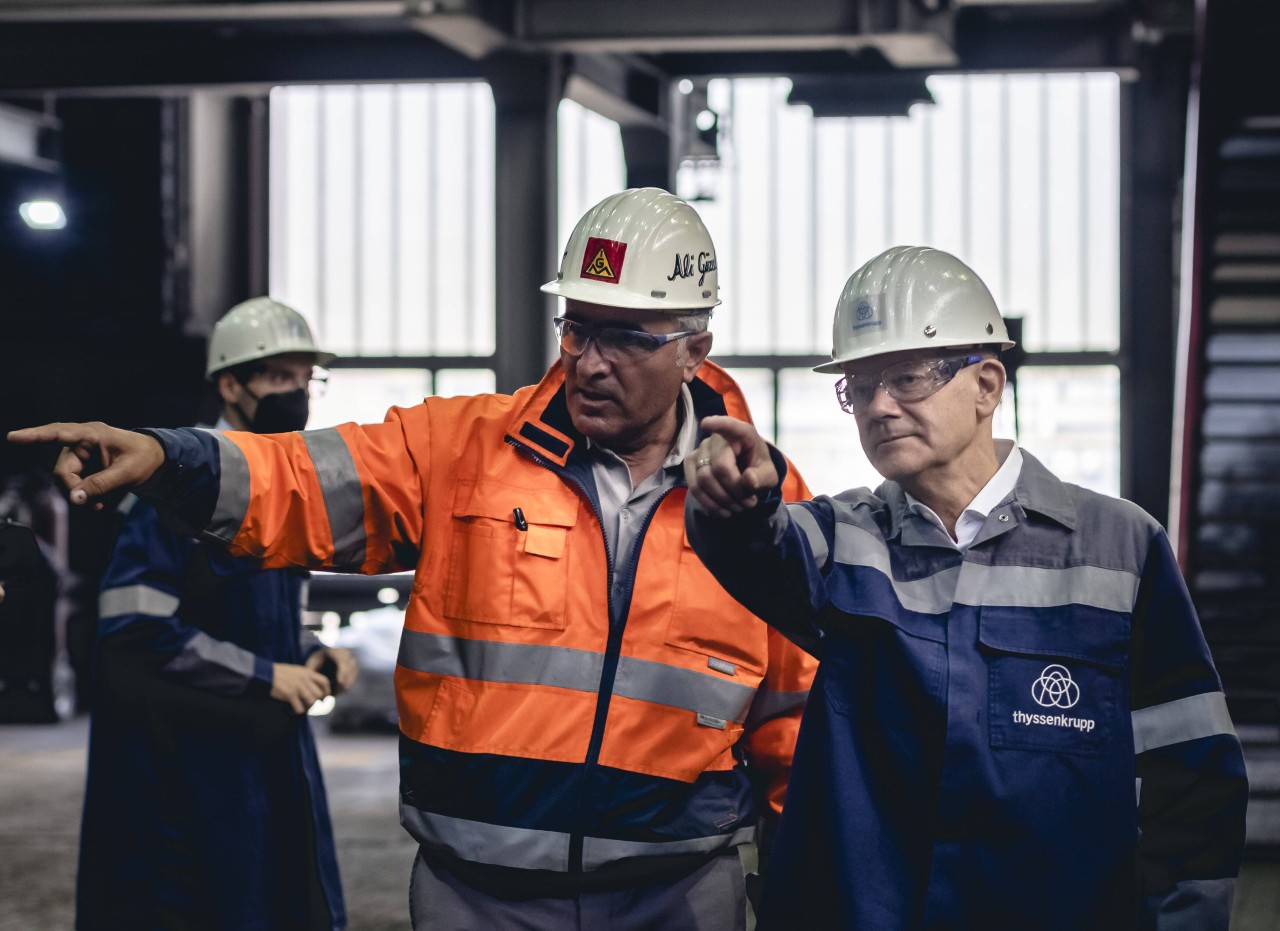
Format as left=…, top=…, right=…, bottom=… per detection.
left=835, top=354, right=983, bottom=414
left=554, top=316, right=696, bottom=361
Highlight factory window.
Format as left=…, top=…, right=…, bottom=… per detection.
left=557, top=99, right=627, bottom=267
left=269, top=82, right=498, bottom=427
left=684, top=73, right=1121, bottom=496
left=270, top=76, right=1120, bottom=498
left=269, top=86, right=627, bottom=427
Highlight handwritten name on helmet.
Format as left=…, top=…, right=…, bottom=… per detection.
left=667, top=251, right=717, bottom=287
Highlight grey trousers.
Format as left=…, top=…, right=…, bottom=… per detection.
left=409, top=850, right=748, bottom=931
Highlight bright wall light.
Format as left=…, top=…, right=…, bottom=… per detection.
left=19, top=199, right=66, bottom=230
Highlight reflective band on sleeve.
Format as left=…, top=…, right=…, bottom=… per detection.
left=301, top=428, right=368, bottom=569
left=1132, top=691, right=1236, bottom=755
left=99, top=584, right=180, bottom=619
left=397, top=630, right=603, bottom=694
left=790, top=506, right=829, bottom=569
left=400, top=804, right=571, bottom=872
left=745, top=688, right=810, bottom=727
left=582, top=825, right=755, bottom=871
left=614, top=655, right=757, bottom=724
left=161, top=630, right=257, bottom=687
left=208, top=431, right=252, bottom=542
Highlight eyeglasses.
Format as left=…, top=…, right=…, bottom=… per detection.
left=250, top=364, right=330, bottom=398
left=835, top=354, right=983, bottom=414
left=554, top=316, right=696, bottom=361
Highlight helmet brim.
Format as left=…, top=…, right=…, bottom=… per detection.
left=540, top=278, right=720, bottom=313
left=206, top=348, right=337, bottom=380
left=813, top=338, right=1017, bottom=374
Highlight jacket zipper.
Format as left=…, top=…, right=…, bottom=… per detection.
left=505, top=435, right=674, bottom=874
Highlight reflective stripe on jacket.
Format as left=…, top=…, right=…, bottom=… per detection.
left=142, top=361, right=816, bottom=889
left=687, top=450, right=1248, bottom=931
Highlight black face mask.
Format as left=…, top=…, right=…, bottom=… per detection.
left=239, top=387, right=310, bottom=434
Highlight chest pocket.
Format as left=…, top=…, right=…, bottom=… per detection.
left=981, top=607, right=1130, bottom=757
left=443, top=480, right=579, bottom=630
left=666, top=531, right=768, bottom=675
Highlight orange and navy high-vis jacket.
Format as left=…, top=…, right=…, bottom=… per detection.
left=140, top=360, right=817, bottom=894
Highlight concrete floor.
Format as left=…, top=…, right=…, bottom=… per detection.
left=1, top=716, right=1277, bottom=930
left=0, top=716, right=417, bottom=931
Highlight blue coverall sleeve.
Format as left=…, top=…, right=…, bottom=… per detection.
left=685, top=448, right=835, bottom=657
left=98, top=497, right=274, bottom=696
left=298, top=626, right=326, bottom=659
left=1131, top=531, right=1248, bottom=930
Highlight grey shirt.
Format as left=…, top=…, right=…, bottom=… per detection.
left=587, top=384, right=698, bottom=579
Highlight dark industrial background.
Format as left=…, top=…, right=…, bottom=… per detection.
left=0, top=1, right=1277, bottom=927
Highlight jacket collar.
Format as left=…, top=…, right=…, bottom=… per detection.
left=879, top=446, right=1077, bottom=541
left=506, top=359, right=743, bottom=467
left=1008, top=449, right=1077, bottom=531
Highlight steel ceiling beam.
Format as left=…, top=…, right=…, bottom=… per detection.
left=515, top=0, right=958, bottom=67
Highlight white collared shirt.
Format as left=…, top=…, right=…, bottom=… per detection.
left=905, top=439, right=1022, bottom=551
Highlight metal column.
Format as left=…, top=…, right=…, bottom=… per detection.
left=183, top=91, right=271, bottom=337
left=1119, top=38, right=1194, bottom=526
left=488, top=51, right=564, bottom=393
left=621, top=125, right=672, bottom=191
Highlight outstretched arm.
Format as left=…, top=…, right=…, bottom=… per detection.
left=684, top=415, right=833, bottom=655
left=13, top=409, right=427, bottom=575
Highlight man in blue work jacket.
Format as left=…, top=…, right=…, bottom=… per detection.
left=683, top=245, right=1248, bottom=929
left=76, top=298, right=356, bottom=931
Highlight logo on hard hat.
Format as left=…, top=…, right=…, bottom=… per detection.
left=581, top=237, right=627, bottom=283
left=851, top=300, right=881, bottom=331
left=1031, top=665, right=1081, bottom=709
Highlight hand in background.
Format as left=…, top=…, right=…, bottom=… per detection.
left=306, top=647, right=358, bottom=694
left=270, top=663, right=332, bottom=714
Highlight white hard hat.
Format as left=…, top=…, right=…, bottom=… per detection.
left=541, top=188, right=720, bottom=313
left=814, top=245, right=1015, bottom=374
left=206, top=297, right=335, bottom=379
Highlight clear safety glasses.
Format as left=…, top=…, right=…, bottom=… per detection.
left=249, top=364, right=330, bottom=398
left=835, top=354, right=983, bottom=414
left=553, top=316, right=696, bottom=362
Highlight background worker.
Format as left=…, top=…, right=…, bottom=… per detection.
left=17, top=189, right=817, bottom=931
left=684, top=246, right=1248, bottom=929
left=76, top=298, right=355, bottom=931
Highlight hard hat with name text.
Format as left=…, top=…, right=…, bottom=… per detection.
left=541, top=188, right=720, bottom=313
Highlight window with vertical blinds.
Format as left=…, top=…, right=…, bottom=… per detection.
left=270, top=75, right=1120, bottom=497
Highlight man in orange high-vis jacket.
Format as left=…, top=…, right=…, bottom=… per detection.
left=13, top=189, right=817, bottom=931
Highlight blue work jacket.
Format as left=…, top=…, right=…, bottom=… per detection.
left=687, top=449, right=1248, bottom=930
left=76, top=494, right=346, bottom=931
